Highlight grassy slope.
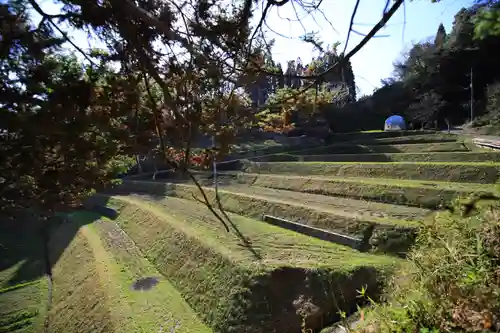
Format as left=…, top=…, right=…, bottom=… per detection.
left=229, top=138, right=320, bottom=158
left=47, top=211, right=211, bottom=333
left=257, top=151, right=500, bottom=163
left=347, top=134, right=458, bottom=145
left=328, top=130, right=436, bottom=138
left=242, top=161, right=500, bottom=184
left=219, top=172, right=498, bottom=209
left=235, top=134, right=462, bottom=162
left=117, top=180, right=427, bottom=237
left=102, top=194, right=397, bottom=333
left=463, top=137, right=495, bottom=152
left=325, top=131, right=440, bottom=144
left=290, top=142, right=468, bottom=155
left=175, top=182, right=429, bottom=223
left=0, top=223, right=47, bottom=333
left=47, top=218, right=115, bottom=333
left=0, top=281, right=47, bottom=333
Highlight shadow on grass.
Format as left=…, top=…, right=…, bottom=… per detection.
left=0, top=200, right=114, bottom=288
left=0, top=219, right=46, bottom=287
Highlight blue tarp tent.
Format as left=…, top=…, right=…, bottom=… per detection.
left=384, top=115, right=406, bottom=131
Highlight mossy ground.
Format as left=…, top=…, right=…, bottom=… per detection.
left=212, top=172, right=498, bottom=209
left=3, top=130, right=500, bottom=333
left=98, top=194, right=397, bottom=332
left=256, top=151, right=500, bottom=163
left=47, top=211, right=211, bottom=333
left=242, top=161, right=500, bottom=183
left=0, top=222, right=47, bottom=333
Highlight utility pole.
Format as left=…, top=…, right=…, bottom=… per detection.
left=470, top=67, right=474, bottom=122
left=212, top=134, right=217, bottom=189
left=212, top=107, right=225, bottom=190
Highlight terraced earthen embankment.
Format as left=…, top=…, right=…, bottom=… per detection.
left=3, top=130, right=499, bottom=333
left=105, top=131, right=499, bottom=332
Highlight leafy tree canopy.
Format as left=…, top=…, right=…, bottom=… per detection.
left=347, top=0, right=500, bottom=131
left=0, top=2, right=135, bottom=217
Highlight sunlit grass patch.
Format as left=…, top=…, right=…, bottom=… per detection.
left=46, top=212, right=211, bottom=333
left=242, top=161, right=500, bottom=183
left=103, top=194, right=398, bottom=332
left=228, top=173, right=499, bottom=209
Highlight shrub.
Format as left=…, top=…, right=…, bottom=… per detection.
left=359, top=196, right=500, bottom=333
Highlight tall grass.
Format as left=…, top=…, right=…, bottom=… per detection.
left=358, top=195, right=500, bottom=333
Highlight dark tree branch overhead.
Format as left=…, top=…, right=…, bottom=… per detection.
left=2, top=0, right=407, bottom=245
left=342, top=0, right=361, bottom=55
left=27, top=0, right=406, bottom=109
left=27, top=0, right=98, bottom=66
left=246, top=0, right=405, bottom=111
left=252, top=0, right=404, bottom=81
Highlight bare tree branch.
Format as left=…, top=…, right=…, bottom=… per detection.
left=342, top=0, right=361, bottom=55
left=27, top=0, right=98, bottom=66
left=247, top=0, right=405, bottom=111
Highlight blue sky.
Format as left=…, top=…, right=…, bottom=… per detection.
left=262, top=0, right=475, bottom=96
left=35, top=0, right=475, bottom=97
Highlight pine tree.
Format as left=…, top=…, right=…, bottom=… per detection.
left=0, top=2, right=134, bottom=219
